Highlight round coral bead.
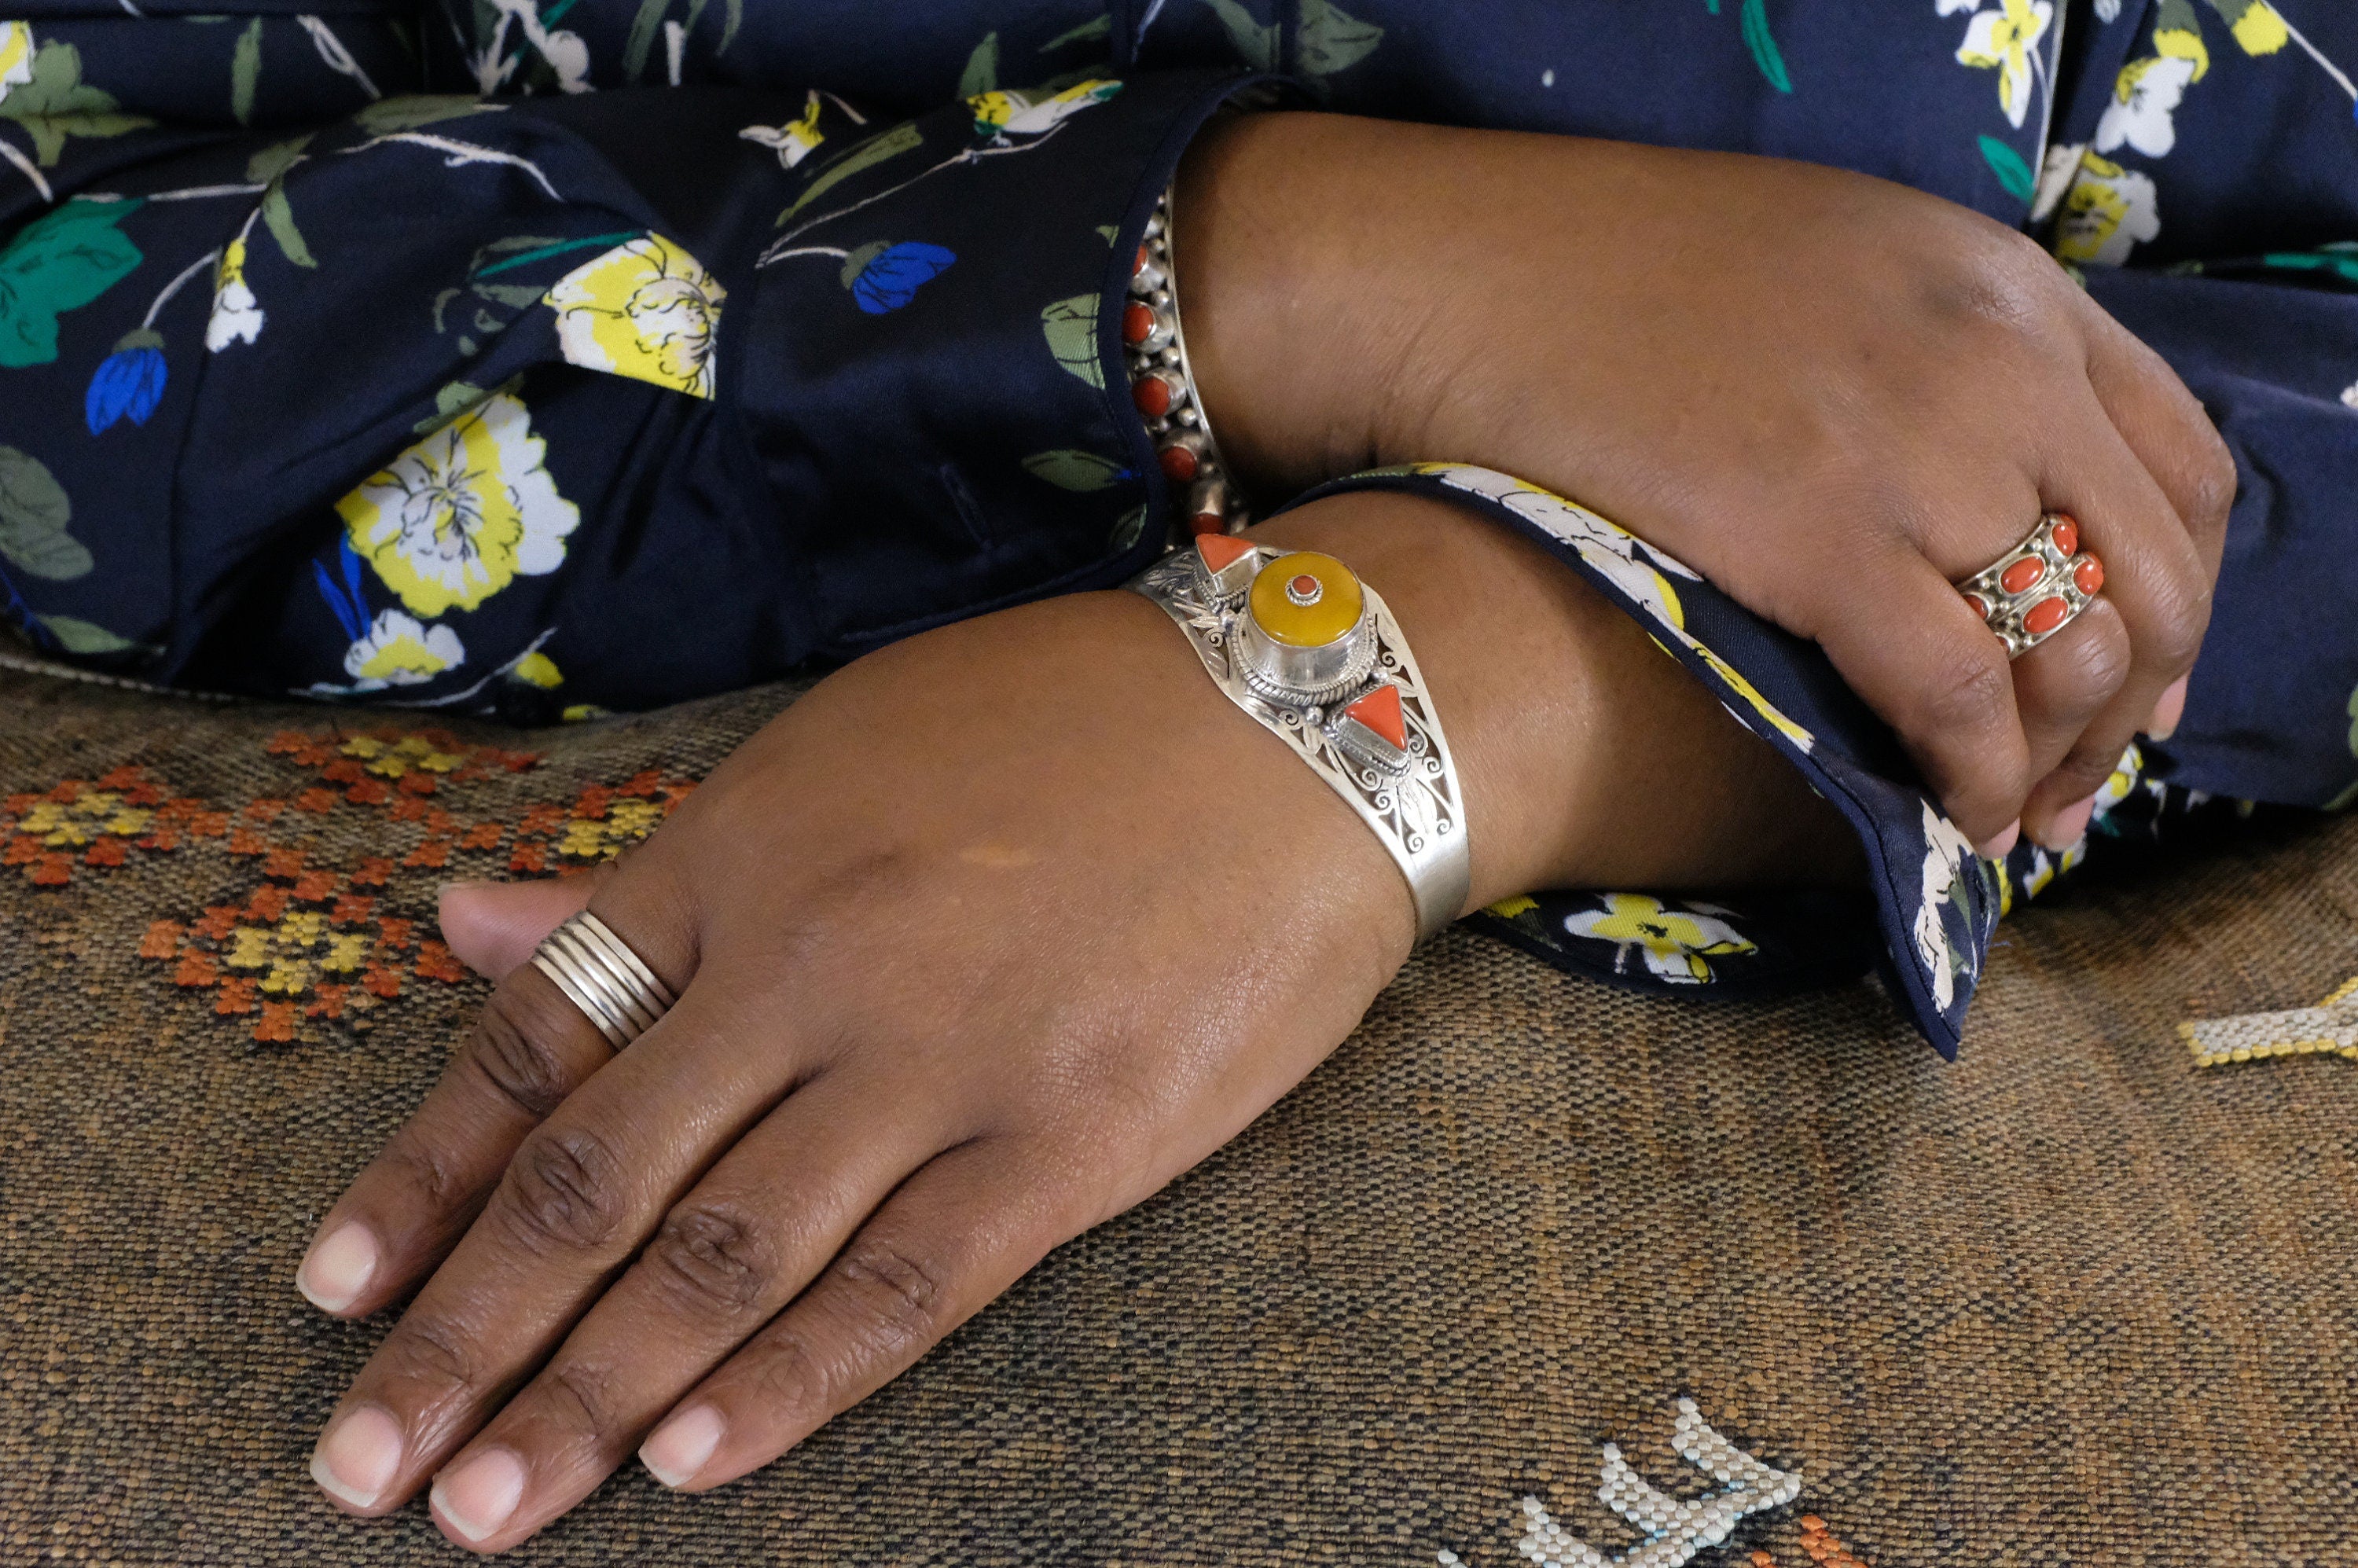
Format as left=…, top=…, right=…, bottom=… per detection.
left=1188, top=510, right=1226, bottom=538
left=1962, top=592, right=1989, bottom=622
left=2000, top=556, right=2044, bottom=596
left=1122, top=301, right=1155, bottom=345
left=1159, top=443, right=1200, bottom=482
left=1133, top=245, right=1150, bottom=278
left=2049, top=514, right=2080, bottom=556
left=2023, top=596, right=2071, bottom=637
left=2073, top=553, right=2105, bottom=594
left=1133, top=373, right=1173, bottom=417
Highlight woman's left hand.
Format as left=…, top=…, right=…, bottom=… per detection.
left=293, top=492, right=1855, bottom=1552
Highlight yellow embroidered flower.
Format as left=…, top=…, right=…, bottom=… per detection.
left=205, top=233, right=266, bottom=351
left=1563, top=893, right=1755, bottom=984
left=968, top=79, right=1122, bottom=138
left=337, top=391, right=578, bottom=618
left=545, top=233, right=726, bottom=399
left=0, top=22, right=33, bottom=107
left=740, top=90, right=827, bottom=168
left=2055, top=152, right=2161, bottom=265
left=1953, top=0, right=2055, bottom=129
left=15, top=790, right=145, bottom=848
left=343, top=609, right=466, bottom=689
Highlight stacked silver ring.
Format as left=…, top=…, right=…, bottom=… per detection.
left=530, top=911, right=676, bottom=1049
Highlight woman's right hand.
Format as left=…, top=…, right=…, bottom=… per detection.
left=1179, top=111, right=2235, bottom=854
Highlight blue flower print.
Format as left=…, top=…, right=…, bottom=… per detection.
left=850, top=241, right=957, bottom=314
left=83, top=330, right=166, bottom=433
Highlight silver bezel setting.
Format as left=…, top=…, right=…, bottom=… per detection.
left=1957, top=512, right=2101, bottom=658
left=1127, top=191, right=1248, bottom=541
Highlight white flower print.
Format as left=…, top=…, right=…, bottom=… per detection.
left=1952, top=0, right=2055, bottom=129
left=1564, top=894, right=1757, bottom=984
left=2029, top=139, right=2088, bottom=222
left=341, top=610, right=466, bottom=689
left=1421, top=465, right=1699, bottom=632
left=2055, top=153, right=2162, bottom=265
left=335, top=391, right=578, bottom=618
left=742, top=90, right=828, bottom=168
left=2340, top=380, right=2358, bottom=411
left=204, top=228, right=266, bottom=351
left=0, top=21, right=34, bottom=108
left=1912, top=801, right=1982, bottom=1013
left=2095, top=56, right=2195, bottom=158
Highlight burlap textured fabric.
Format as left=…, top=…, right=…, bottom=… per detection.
left=2, top=661, right=2354, bottom=1566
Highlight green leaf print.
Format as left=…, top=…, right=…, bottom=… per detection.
left=1041, top=295, right=1104, bottom=388
left=230, top=18, right=264, bottom=127
left=354, top=96, right=495, bottom=136
left=1043, top=15, right=1114, bottom=52
left=1298, top=0, right=1384, bottom=78
left=1023, top=450, right=1129, bottom=490
left=958, top=32, right=1001, bottom=97
left=623, top=0, right=670, bottom=82
left=1199, top=0, right=1280, bottom=70
left=1739, top=0, right=1792, bottom=93
left=0, top=447, right=92, bottom=581
left=36, top=615, right=134, bottom=654
left=0, top=43, right=154, bottom=167
left=777, top=121, right=925, bottom=225
left=1978, top=135, right=2037, bottom=204
left=0, top=198, right=144, bottom=369
left=1110, top=504, right=1147, bottom=551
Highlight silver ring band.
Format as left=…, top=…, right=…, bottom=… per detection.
left=530, top=910, right=676, bottom=1049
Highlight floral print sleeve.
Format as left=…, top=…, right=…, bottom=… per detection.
left=0, top=7, right=1252, bottom=715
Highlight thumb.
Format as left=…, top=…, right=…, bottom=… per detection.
left=435, top=866, right=612, bottom=980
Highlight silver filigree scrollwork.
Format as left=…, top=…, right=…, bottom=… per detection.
left=1128, top=546, right=1471, bottom=939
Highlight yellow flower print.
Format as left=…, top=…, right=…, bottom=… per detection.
left=1693, top=644, right=1817, bottom=754
left=1952, top=0, right=2055, bottom=129
left=205, top=231, right=266, bottom=351
left=2214, top=0, right=2289, bottom=57
left=336, top=391, right=578, bottom=619
left=545, top=233, right=726, bottom=399
left=740, top=90, right=827, bottom=168
left=1564, top=894, right=1756, bottom=984
left=967, top=79, right=1122, bottom=139
left=2095, top=56, right=2195, bottom=158
left=0, top=22, right=33, bottom=107
left=2055, top=152, right=2162, bottom=265
left=342, top=609, right=465, bottom=689
left=512, top=650, right=563, bottom=689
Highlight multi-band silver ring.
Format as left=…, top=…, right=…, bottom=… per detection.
left=530, top=910, right=676, bottom=1049
left=1956, top=511, right=2107, bottom=659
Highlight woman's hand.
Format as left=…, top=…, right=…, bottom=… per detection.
left=294, top=491, right=1855, bottom=1552
left=1180, top=113, right=2235, bottom=854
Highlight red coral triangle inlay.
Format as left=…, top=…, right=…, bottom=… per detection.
left=1341, top=683, right=1408, bottom=750
left=1196, top=534, right=1254, bottom=573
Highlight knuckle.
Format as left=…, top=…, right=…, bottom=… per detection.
left=378, top=1132, right=464, bottom=1213
left=543, top=1361, right=623, bottom=1445
left=2182, top=420, right=2237, bottom=532
left=2141, top=573, right=2214, bottom=672
left=465, top=987, right=581, bottom=1121
left=830, top=1236, right=947, bottom=1349
left=743, top=1327, right=829, bottom=1420
left=645, top=1201, right=777, bottom=1320
left=380, top=1313, right=479, bottom=1397
left=1919, top=637, right=2015, bottom=739
left=491, top=1124, right=629, bottom=1254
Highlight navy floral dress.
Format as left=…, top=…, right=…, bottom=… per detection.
left=2, top=0, right=2352, bottom=1056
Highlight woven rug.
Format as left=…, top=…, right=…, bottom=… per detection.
left=2, top=659, right=2354, bottom=1567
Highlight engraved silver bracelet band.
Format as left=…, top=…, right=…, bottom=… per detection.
left=1127, top=535, right=1471, bottom=941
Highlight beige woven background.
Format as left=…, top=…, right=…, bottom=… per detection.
left=2, top=664, right=2353, bottom=1566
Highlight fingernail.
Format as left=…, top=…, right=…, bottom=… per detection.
left=2037, top=795, right=2097, bottom=851
left=310, top=1405, right=404, bottom=1511
left=432, top=1446, right=527, bottom=1545
left=2147, top=675, right=2190, bottom=741
left=297, top=1221, right=379, bottom=1313
left=1974, top=821, right=2021, bottom=860
left=641, top=1405, right=725, bottom=1489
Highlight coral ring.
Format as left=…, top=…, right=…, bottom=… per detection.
left=1955, top=512, right=2105, bottom=659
